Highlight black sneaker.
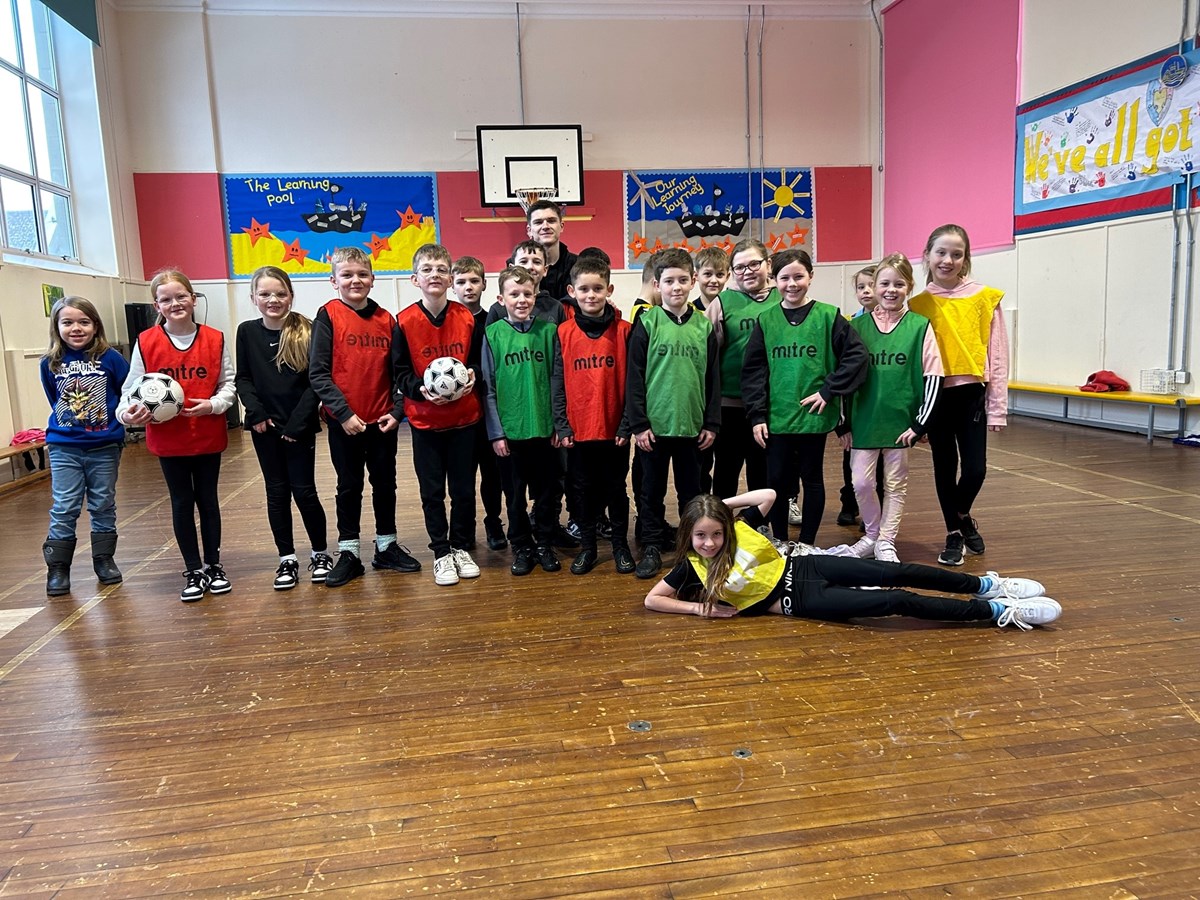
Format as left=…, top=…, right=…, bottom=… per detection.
left=511, top=547, right=536, bottom=576
left=552, top=523, right=581, bottom=549
left=938, top=532, right=965, bottom=567
left=836, top=509, right=859, bottom=527
left=485, top=519, right=508, bottom=551
left=570, top=548, right=597, bottom=575
left=613, top=544, right=636, bottom=574
left=635, top=546, right=662, bottom=580
left=326, top=551, right=365, bottom=587
left=180, top=569, right=209, bottom=603
left=596, top=515, right=613, bottom=540
left=536, top=545, right=561, bottom=572
left=372, top=543, right=422, bottom=573
left=959, top=517, right=985, bottom=555
left=273, top=559, right=299, bottom=591
left=204, top=563, right=232, bottom=594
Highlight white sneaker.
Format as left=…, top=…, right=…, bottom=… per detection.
left=788, top=498, right=803, bottom=526
left=973, top=570, right=1045, bottom=600
left=451, top=548, right=480, bottom=578
left=995, top=596, right=1062, bottom=630
left=874, top=540, right=899, bottom=563
left=845, top=536, right=877, bottom=558
left=433, top=554, right=459, bottom=586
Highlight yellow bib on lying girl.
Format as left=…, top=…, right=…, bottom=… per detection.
left=909, top=286, right=1003, bottom=378
left=688, top=520, right=786, bottom=611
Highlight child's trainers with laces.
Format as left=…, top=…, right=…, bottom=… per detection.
left=451, top=548, right=480, bottom=579
left=973, top=571, right=1045, bottom=601
left=995, top=596, right=1061, bottom=630
left=959, top=516, right=985, bottom=554
left=204, top=563, right=231, bottom=594
left=433, top=554, right=459, bottom=586
left=273, top=558, right=299, bottom=591
left=180, top=569, right=209, bottom=603
left=938, top=532, right=965, bottom=566
left=308, top=552, right=334, bottom=583
left=788, top=498, right=803, bottom=526
left=372, top=542, right=422, bottom=573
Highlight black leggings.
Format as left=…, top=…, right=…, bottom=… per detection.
left=766, top=432, right=827, bottom=544
left=251, top=430, right=327, bottom=557
left=712, top=405, right=768, bottom=499
left=159, top=453, right=222, bottom=571
left=927, top=382, right=988, bottom=532
left=772, top=554, right=994, bottom=622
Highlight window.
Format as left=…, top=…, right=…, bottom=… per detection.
left=0, top=0, right=74, bottom=259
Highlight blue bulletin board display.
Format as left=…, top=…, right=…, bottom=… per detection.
left=223, top=173, right=438, bottom=277
left=624, top=168, right=813, bottom=268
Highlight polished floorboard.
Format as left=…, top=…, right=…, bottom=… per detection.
left=0, top=418, right=1198, bottom=897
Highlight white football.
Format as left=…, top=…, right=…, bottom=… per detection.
left=422, top=356, right=471, bottom=402
left=130, top=372, right=186, bottom=423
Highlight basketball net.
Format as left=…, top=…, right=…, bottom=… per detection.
left=514, top=186, right=559, bottom=213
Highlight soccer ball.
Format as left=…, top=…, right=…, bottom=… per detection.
left=423, top=356, right=471, bottom=402
left=129, top=372, right=186, bottom=423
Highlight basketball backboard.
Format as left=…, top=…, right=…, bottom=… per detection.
left=476, top=125, right=584, bottom=207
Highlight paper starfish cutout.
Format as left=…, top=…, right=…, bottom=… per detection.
left=281, top=238, right=309, bottom=266
left=241, top=218, right=273, bottom=247
left=766, top=232, right=788, bottom=252
left=365, top=233, right=391, bottom=259
left=788, top=225, right=809, bottom=246
left=398, top=206, right=422, bottom=229
left=628, top=234, right=648, bottom=258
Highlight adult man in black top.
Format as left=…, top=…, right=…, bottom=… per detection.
left=527, top=200, right=577, bottom=301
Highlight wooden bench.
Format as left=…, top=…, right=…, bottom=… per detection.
left=0, top=440, right=49, bottom=495
left=1008, top=381, right=1200, bottom=443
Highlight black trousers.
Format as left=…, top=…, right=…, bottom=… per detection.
left=637, top=436, right=701, bottom=550
left=766, top=432, right=827, bottom=544
left=713, top=405, right=767, bottom=499
left=775, top=555, right=994, bottom=622
left=411, top=425, right=476, bottom=556
left=325, top=423, right=398, bottom=542
left=472, top=420, right=504, bottom=527
left=567, top=440, right=631, bottom=550
left=927, top=383, right=989, bottom=531
left=159, top=453, right=222, bottom=571
left=250, top=430, right=327, bottom=557
left=507, top=438, right=562, bottom=550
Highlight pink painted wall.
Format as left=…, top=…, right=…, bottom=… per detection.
left=883, top=0, right=1021, bottom=256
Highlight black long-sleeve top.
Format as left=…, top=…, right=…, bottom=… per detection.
left=235, top=318, right=321, bottom=439
left=624, top=305, right=722, bottom=437
left=742, top=303, right=869, bottom=429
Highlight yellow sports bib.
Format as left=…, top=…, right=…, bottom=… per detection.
left=688, top=521, right=786, bottom=611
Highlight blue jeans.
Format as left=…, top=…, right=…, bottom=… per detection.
left=48, top=443, right=123, bottom=540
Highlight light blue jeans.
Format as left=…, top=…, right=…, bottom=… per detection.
left=47, top=443, right=122, bottom=540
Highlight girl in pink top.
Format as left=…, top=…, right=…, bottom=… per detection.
left=908, top=225, right=1010, bottom=567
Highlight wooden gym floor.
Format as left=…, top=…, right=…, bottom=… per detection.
left=0, top=418, right=1198, bottom=897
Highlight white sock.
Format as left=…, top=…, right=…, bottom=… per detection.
left=338, top=539, right=360, bottom=556
left=280, top=554, right=298, bottom=563
left=376, top=534, right=397, bottom=552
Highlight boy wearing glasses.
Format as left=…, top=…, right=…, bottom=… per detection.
left=704, top=239, right=781, bottom=499
left=394, top=243, right=485, bottom=586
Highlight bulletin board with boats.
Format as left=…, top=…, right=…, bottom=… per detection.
left=222, top=173, right=438, bottom=277
left=624, top=167, right=813, bottom=269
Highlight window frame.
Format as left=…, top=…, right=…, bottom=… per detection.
left=0, top=0, right=75, bottom=261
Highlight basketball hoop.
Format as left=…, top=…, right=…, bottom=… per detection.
left=514, top=186, right=559, bottom=213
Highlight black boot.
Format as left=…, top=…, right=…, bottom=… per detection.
left=43, top=538, right=77, bottom=597
left=91, top=532, right=123, bottom=585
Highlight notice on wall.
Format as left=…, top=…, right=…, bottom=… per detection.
left=223, top=173, right=438, bottom=277
left=1016, top=49, right=1199, bottom=217
left=624, top=168, right=813, bottom=268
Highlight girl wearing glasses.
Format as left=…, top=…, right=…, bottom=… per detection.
left=118, top=269, right=237, bottom=603
left=704, top=239, right=781, bottom=501
left=234, top=266, right=332, bottom=592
